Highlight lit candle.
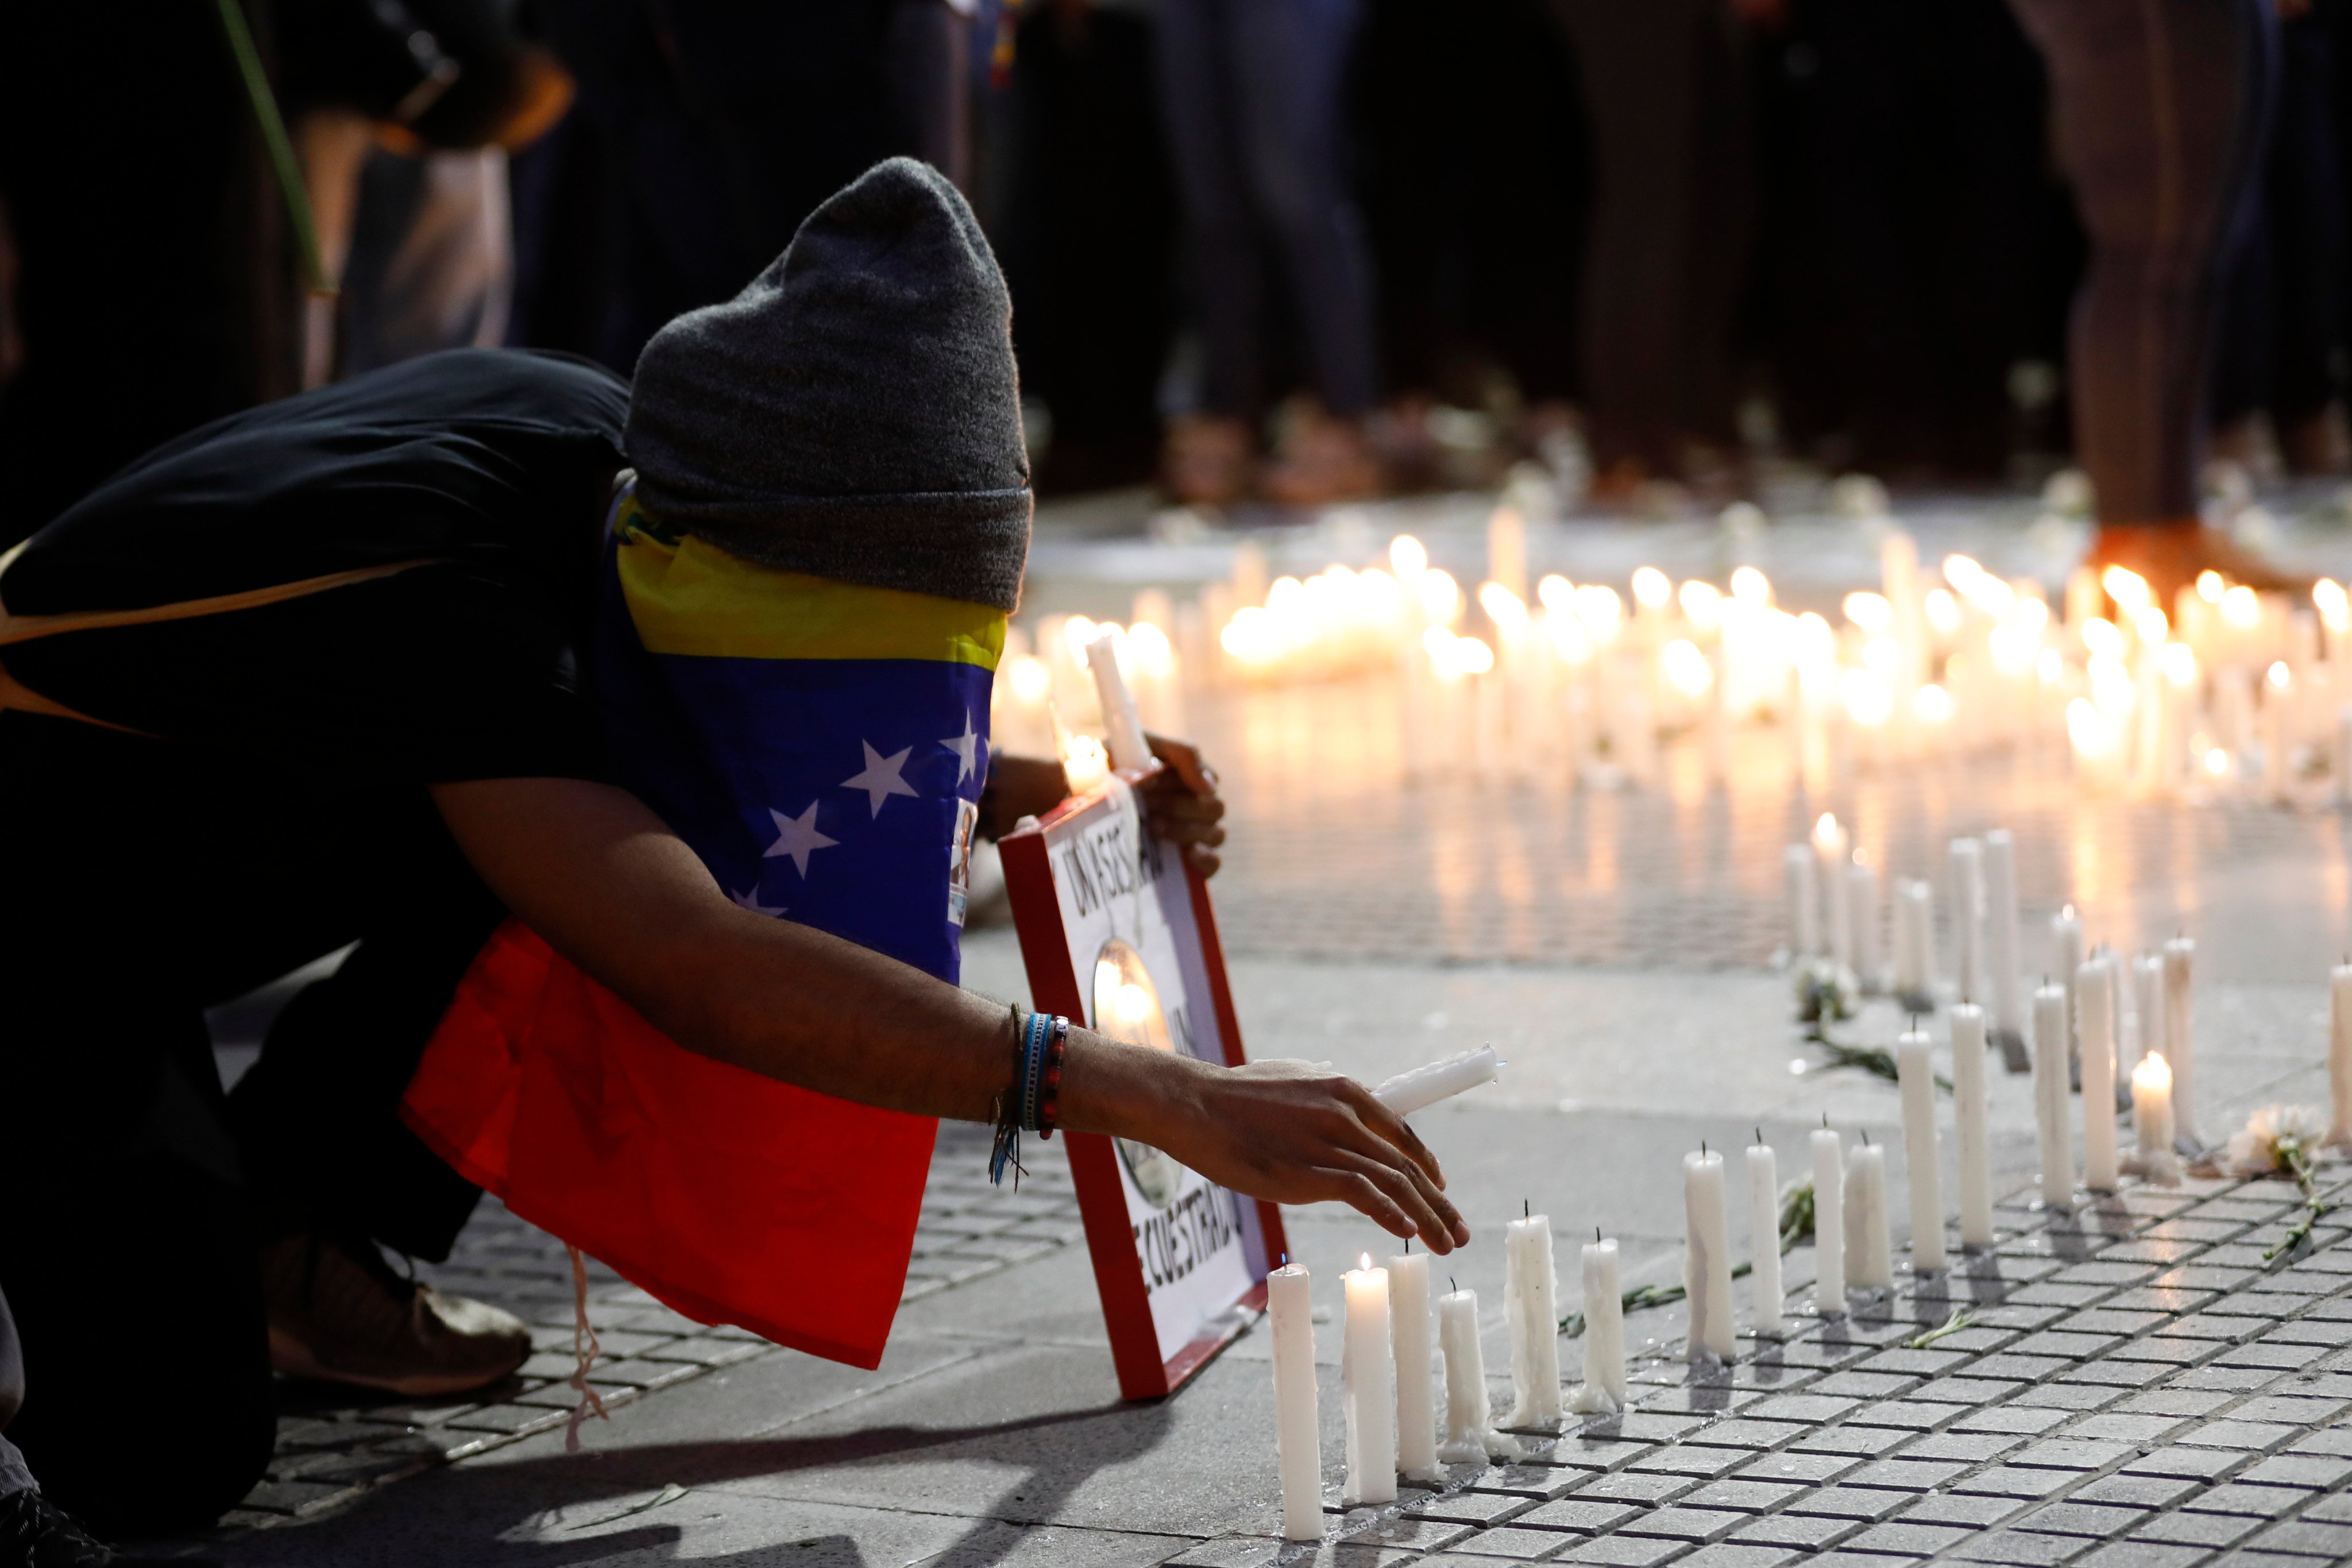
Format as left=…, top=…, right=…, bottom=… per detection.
left=1267, top=1264, right=1323, bottom=1540
left=1894, top=1032, right=1945, bottom=1270
left=1810, top=1126, right=1845, bottom=1311
left=1843, top=1140, right=1893, bottom=1290
left=1951, top=1004, right=1994, bottom=1247
left=2079, top=956, right=2119, bottom=1192
left=1848, top=855, right=1883, bottom=991
left=2132, top=1052, right=2176, bottom=1166
left=2033, top=982, right=2074, bottom=1208
left=1747, top=1139, right=1783, bottom=1337
left=1342, top=1255, right=1397, bottom=1505
left=2332, top=963, right=2352, bottom=1148
left=1436, top=1286, right=1509, bottom=1462
left=1570, top=1235, right=1627, bottom=1412
left=1373, top=1045, right=1499, bottom=1118
left=1816, top=815, right=1853, bottom=971
left=1949, top=837, right=1984, bottom=1005
left=1683, top=1149, right=1736, bottom=1361
left=1982, top=830, right=2026, bottom=1049
left=1387, top=1250, right=1438, bottom=1481
left=1504, top=1214, right=1562, bottom=1426
left=1893, top=879, right=1936, bottom=1009
left=2162, top=936, right=2198, bottom=1146
left=1785, top=843, right=1821, bottom=958
left=2052, top=907, right=2084, bottom=1059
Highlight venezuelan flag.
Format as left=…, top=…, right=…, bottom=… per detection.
left=403, top=481, right=1004, bottom=1368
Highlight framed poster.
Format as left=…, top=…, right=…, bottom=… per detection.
left=999, top=767, right=1289, bottom=1400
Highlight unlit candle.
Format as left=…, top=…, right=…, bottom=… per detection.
left=1374, top=1045, right=1500, bottom=1118
left=1387, top=1251, right=1438, bottom=1481
left=1504, top=1216, right=1562, bottom=1426
left=1843, top=1141, right=1893, bottom=1289
left=1894, top=1032, right=1945, bottom=1270
left=2163, top=937, right=2197, bottom=1146
left=1983, top=830, right=2026, bottom=1046
left=2079, top=956, right=2119, bottom=1192
left=1811, top=1127, right=1845, bottom=1310
left=1747, top=1141, right=1783, bottom=1337
left=1951, top=1004, right=1994, bottom=1247
left=1684, top=1150, right=1736, bottom=1360
left=1267, top=1264, right=1322, bottom=1540
left=2033, top=982, right=2074, bottom=1208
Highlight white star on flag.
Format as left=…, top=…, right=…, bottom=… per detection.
left=842, top=740, right=921, bottom=817
left=728, top=884, right=786, bottom=917
left=763, top=801, right=837, bottom=877
left=941, top=713, right=981, bottom=784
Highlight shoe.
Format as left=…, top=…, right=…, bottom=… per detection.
left=1160, top=415, right=1255, bottom=507
left=2088, top=519, right=2312, bottom=611
left=260, top=1233, right=530, bottom=1397
left=1, top=1488, right=221, bottom=1567
left=1260, top=412, right=1382, bottom=507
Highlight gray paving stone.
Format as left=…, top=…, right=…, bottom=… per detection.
left=1847, top=1457, right=1970, bottom=1491
left=1916, top=1377, right=2034, bottom=1405
left=2015, top=1500, right=2157, bottom=1539
left=1725, top=1511, right=1863, bottom=1549
left=2234, top=1452, right=2352, bottom=1487
left=1952, top=1466, right=2083, bottom=1499
left=1905, top=1431, right=2031, bottom=1462
left=2228, top=1395, right=2351, bottom=1427
left=1681, top=1478, right=1805, bottom=1513
left=2073, top=1473, right=2204, bottom=1508
left=1515, top=1499, right=1647, bottom=1534
left=1551, top=1534, right=1688, bottom=1567
left=1669, top=1546, right=1798, bottom=1568
left=1778, top=1485, right=1910, bottom=1521
left=1626, top=1446, right=1747, bottom=1478
left=1744, top=1393, right=1856, bottom=1423
left=1731, top=1450, right=1863, bottom=1484
left=1679, top=1419, right=1809, bottom=1451
left=1847, top=1520, right=1976, bottom=1557
left=1405, top=1492, right=1539, bottom=1527
left=2066, top=1413, right=2193, bottom=1443
left=1947, top=1528, right=2096, bottom=1564
left=2069, top=1543, right=2212, bottom=1568
left=2018, top=1382, right=2134, bottom=1411
left=2129, top=1509, right=2266, bottom=1547
left=1810, top=1370, right=1924, bottom=1399
left=2061, top=1360, right=2179, bottom=1389
left=1340, top=1517, right=1477, bottom=1554
left=1787, top=1422, right=1914, bottom=1456
left=2015, top=1438, right=2139, bottom=1470
left=1616, top=1506, right=1745, bottom=1543
left=1430, top=1527, right=1579, bottom=1561
left=1955, top=1406, right=2078, bottom=1435
left=2181, top=1482, right=2307, bottom=1516
left=2250, top=1519, right=2352, bottom=1557
left=2169, top=1366, right=2283, bottom=1393
left=2123, top=1388, right=2240, bottom=1417
left=2177, top=1420, right=2299, bottom=1451
left=2123, top=1445, right=2251, bottom=1480
left=1899, top=1492, right=2033, bottom=1526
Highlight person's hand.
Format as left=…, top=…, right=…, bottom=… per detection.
left=1068, top=1045, right=1469, bottom=1251
left=1139, top=731, right=1227, bottom=876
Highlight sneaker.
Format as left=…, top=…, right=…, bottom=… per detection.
left=0, top=1488, right=221, bottom=1567
left=1161, top=414, right=1255, bottom=507
left=260, top=1233, right=530, bottom=1397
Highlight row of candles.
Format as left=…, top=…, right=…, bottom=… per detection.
left=1268, top=940, right=2216, bottom=1543
left=995, top=505, right=2352, bottom=801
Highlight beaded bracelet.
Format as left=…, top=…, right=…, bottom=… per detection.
left=990, top=1006, right=1070, bottom=1184
left=1036, top=1015, right=1070, bottom=1139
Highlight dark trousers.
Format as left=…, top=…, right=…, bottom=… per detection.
left=2011, top=0, right=2278, bottom=523
left=1551, top=0, right=1752, bottom=469
left=0, top=717, right=502, bottom=1533
left=2214, top=11, right=2345, bottom=430
left=1357, top=0, right=1586, bottom=408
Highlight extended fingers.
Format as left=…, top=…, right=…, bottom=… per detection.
left=1330, top=1149, right=1459, bottom=1252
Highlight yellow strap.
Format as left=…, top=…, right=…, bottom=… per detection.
left=0, top=540, right=443, bottom=648
left=0, top=540, right=444, bottom=733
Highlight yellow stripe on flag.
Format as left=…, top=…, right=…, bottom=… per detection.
left=617, top=508, right=1005, bottom=669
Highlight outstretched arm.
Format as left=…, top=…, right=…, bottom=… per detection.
left=431, top=776, right=1466, bottom=1251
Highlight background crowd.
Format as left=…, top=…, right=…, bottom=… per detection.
left=3, top=0, right=2351, bottom=545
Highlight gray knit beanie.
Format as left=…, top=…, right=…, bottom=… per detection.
left=624, top=159, right=1031, bottom=612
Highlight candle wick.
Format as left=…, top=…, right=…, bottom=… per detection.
left=1524, top=1199, right=1530, bottom=1219
left=1450, top=1276, right=1457, bottom=1293
left=1861, top=1129, right=1871, bottom=1146
left=1755, top=1127, right=1763, bottom=1147
left=1596, top=1225, right=1602, bottom=1242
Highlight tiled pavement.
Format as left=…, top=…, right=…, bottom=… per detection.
left=1164, top=1171, right=2352, bottom=1568
left=220, top=1124, right=1080, bottom=1529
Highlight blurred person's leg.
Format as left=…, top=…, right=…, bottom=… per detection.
left=887, top=0, right=974, bottom=190
left=1554, top=0, right=1749, bottom=485
left=1231, top=0, right=1384, bottom=501
left=2264, top=9, right=2348, bottom=470
left=2011, top=0, right=2282, bottom=601
left=1156, top=0, right=1264, bottom=501
left=341, top=148, right=517, bottom=375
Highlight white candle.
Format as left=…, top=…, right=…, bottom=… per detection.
left=1570, top=1237, right=1627, bottom=1412
left=1267, top=1264, right=1323, bottom=1541
left=1683, top=1150, right=1736, bottom=1360
left=2133, top=1051, right=2176, bottom=1158
left=1084, top=631, right=1152, bottom=772
left=1949, top=837, right=1984, bottom=1005
left=1786, top=844, right=1821, bottom=957
left=1810, top=1127, right=1845, bottom=1310
left=1387, top=1251, right=1438, bottom=1480
left=1341, top=1256, right=1397, bottom=1505
left=1816, top=816, right=1853, bottom=971
left=1843, top=1141, right=1893, bottom=1289
left=2163, top=936, right=2197, bottom=1146
left=1747, top=1141, right=1783, bottom=1337
left=2079, top=956, right=2119, bottom=1192
left=1951, top=1003, right=1994, bottom=1247
left=1982, top=830, right=2026, bottom=1046
left=2033, top=982, right=2074, bottom=1208
left=1894, top=879, right=1936, bottom=1007
left=2053, top=906, right=2084, bottom=1057
left=1374, top=1045, right=1500, bottom=1118
left=1848, top=856, right=1882, bottom=989
left=1504, top=1216, right=1562, bottom=1426
left=2331, top=963, right=2352, bottom=1146
left=1437, top=1288, right=1505, bottom=1462
left=1894, top=1032, right=1945, bottom=1271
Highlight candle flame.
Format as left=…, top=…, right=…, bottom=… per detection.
left=1814, top=813, right=1840, bottom=848
left=2101, top=565, right=2151, bottom=616
left=1912, top=683, right=1956, bottom=725
left=2133, top=1052, right=2172, bottom=1092
left=1360, top=1253, right=1373, bottom=1272
left=1924, top=587, right=1963, bottom=636
left=1632, top=566, right=1672, bottom=609
left=1730, top=566, right=1771, bottom=608
left=1842, top=591, right=1893, bottom=636
left=2197, top=570, right=2226, bottom=603
left=1662, top=638, right=1713, bottom=698
left=2221, top=585, right=2261, bottom=629
left=2268, top=660, right=2291, bottom=692
left=1390, top=534, right=1428, bottom=578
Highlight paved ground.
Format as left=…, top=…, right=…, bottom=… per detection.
left=155, top=487, right=2352, bottom=1563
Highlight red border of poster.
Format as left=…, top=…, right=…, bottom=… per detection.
left=998, top=766, right=1290, bottom=1401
